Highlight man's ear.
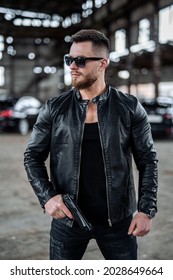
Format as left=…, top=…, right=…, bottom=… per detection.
left=101, top=58, right=109, bottom=70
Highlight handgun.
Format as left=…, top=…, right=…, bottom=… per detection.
left=62, top=194, right=93, bottom=231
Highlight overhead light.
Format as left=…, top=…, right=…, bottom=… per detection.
left=7, top=46, right=16, bottom=56
left=43, top=38, right=51, bottom=44
left=42, top=20, right=50, bottom=28
left=35, top=38, right=42, bottom=44
left=64, top=36, right=71, bottom=43
left=44, top=66, right=52, bottom=74
left=51, top=67, right=57, bottom=74
left=28, top=53, right=35, bottom=60
left=0, top=42, right=4, bottom=52
left=22, top=18, right=32, bottom=26
left=118, top=70, right=130, bottom=79
left=13, top=18, right=22, bottom=26
left=43, top=66, right=57, bottom=74
left=31, top=19, right=42, bottom=27
left=50, top=21, right=60, bottom=28
left=4, top=11, right=15, bottom=21
left=33, top=67, right=42, bottom=74
left=6, top=36, right=13, bottom=44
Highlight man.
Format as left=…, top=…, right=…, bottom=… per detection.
left=24, top=29, right=158, bottom=260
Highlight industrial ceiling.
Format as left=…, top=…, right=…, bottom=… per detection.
left=1, top=0, right=172, bottom=39
left=0, top=0, right=98, bottom=40
left=0, top=0, right=173, bottom=98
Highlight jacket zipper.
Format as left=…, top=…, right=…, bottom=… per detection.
left=76, top=101, right=89, bottom=202
left=97, top=102, right=112, bottom=227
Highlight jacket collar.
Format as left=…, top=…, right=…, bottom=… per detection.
left=75, top=84, right=111, bottom=104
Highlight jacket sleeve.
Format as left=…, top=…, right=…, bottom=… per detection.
left=130, top=98, right=158, bottom=215
left=24, top=100, right=58, bottom=208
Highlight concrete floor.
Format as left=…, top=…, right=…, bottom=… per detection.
left=0, top=133, right=172, bottom=260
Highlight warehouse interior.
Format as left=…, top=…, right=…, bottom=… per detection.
left=0, top=0, right=173, bottom=101
left=0, top=1, right=173, bottom=261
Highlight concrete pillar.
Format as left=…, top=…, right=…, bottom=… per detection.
left=152, top=1, right=161, bottom=98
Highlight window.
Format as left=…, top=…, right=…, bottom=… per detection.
left=0, top=66, right=5, bottom=86
left=115, top=29, right=126, bottom=52
left=138, top=19, right=150, bottom=44
left=159, top=5, right=173, bottom=43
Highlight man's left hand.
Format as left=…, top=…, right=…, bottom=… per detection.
left=128, top=212, right=152, bottom=237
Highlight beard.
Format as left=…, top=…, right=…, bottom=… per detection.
left=72, top=72, right=98, bottom=90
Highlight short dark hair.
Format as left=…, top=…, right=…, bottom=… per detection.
left=71, top=29, right=110, bottom=57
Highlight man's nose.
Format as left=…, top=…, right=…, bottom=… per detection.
left=70, top=61, right=78, bottom=69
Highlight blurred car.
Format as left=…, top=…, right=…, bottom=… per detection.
left=141, top=96, right=173, bottom=137
left=0, top=95, right=42, bottom=135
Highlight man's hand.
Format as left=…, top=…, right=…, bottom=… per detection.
left=128, top=212, right=152, bottom=237
left=44, top=194, right=73, bottom=220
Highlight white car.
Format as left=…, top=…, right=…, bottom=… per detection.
left=0, top=95, right=42, bottom=135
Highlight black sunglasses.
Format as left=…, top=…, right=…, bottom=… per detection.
left=64, top=55, right=103, bottom=68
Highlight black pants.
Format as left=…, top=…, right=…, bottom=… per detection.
left=50, top=215, right=137, bottom=260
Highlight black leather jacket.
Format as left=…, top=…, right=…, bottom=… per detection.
left=24, top=86, right=158, bottom=226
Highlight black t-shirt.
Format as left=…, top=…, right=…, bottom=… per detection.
left=78, top=122, right=108, bottom=225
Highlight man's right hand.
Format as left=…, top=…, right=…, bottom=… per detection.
left=44, top=194, right=73, bottom=219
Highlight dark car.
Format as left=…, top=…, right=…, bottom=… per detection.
left=0, top=95, right=42, bottom=135
left=141, top=96, right=173, bottom=138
